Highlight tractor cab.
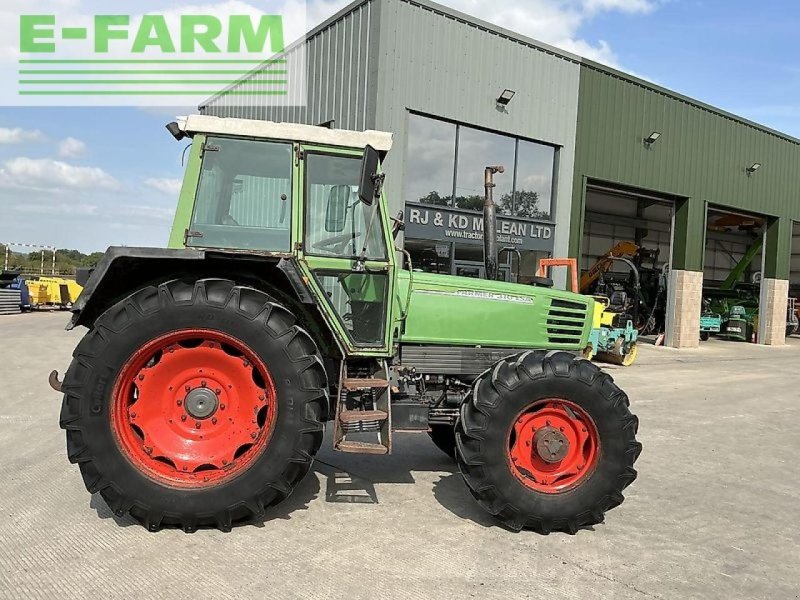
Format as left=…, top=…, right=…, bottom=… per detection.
left=167, top=115, right=399, bottom=355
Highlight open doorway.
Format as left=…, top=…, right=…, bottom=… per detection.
left=580, top=182, right=672, bottom=340
left=788, top=221, right=800, bottom=338
left=701, top=208, right=764, bottom=342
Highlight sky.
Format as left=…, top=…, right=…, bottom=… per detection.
left=0, top=0, right=797, bottom=253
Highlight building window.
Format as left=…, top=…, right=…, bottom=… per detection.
left=405, top=115, right=457, bottom=207
left=405, top=113, right=556, bottom=220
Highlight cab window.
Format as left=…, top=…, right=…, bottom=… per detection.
left=189, top=137, right=292, bottom=251
left=304, top=153, right=388, bottom=260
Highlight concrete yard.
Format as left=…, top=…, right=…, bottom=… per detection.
left=1, top=312, right=798, bottom=599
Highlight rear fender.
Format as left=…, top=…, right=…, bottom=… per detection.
left=69, top=247, right=340, bottom=360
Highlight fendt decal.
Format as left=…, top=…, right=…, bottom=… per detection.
left=415, top=289, right=534, bottom=304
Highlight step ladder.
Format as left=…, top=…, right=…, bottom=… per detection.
left=333, top=359, right=392, bottom=455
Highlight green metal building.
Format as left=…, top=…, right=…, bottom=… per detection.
left=201, top=0, right=800, bottom=347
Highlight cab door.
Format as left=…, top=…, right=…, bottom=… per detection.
left=294, top=145, right=397, bottom=356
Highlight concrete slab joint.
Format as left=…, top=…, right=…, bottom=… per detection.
left=665, top=269, right=703, bottom=349
left=758, top=278, right=789, bottom=346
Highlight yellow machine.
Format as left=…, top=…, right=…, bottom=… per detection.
left=26, top=277, right=83, bottom=309
left=584, top=296, right=639, bottom=367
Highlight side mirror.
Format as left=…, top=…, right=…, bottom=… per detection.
left=325, top=185, right=351, bottom=233
left=358, top=145, right=381, bottom=206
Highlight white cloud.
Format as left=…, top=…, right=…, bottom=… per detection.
left=0, top=157, right=117, bottom=191
left=145, top=177, right=183, bottom=196
left=57, top=137, right=87, bottom=158
left=0, top=127, right=45, bottom=144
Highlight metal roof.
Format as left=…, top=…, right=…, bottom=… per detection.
left=203, top=0, right=798, bottom=146
left=179, top=114, right=393, bottom=152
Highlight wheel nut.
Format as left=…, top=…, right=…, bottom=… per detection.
left=222, top=459, right=228, bottom=465
left=185, top=385, right=191, bottom=392
left=130, top=412, right=136, bottom=418
left=138, top=374, right=145, bottom=381
left=195, top=422, right=202, bottom=429
left=251, top=432, right=258, bottom=440
left=177, top=400, right=182, bottom=407
left=144, top=446, right=152, bottom=455
left=220, top=404, right=226, bottom=410
left=181, top=415, right=187, bottom=422
left=211, top=417, right=218, bottom=425
left=215, top=388, right=221, bottom=394
left=201, top=381, right=207, bottom=388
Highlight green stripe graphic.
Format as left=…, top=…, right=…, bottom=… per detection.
left=19, top=59, right=286, bottom=64
left=19, top=90, right=289, bottom=96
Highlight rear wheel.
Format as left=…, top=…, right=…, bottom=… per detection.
left=59, top=279, right=328, bottom=532
left=455, top=351, right=641, bottom=533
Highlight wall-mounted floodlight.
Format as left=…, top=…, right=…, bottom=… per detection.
left=496, top=89, right=516, bottom=106
left=643, top=131, right=661, bottom=148
left=746, top=162, right=762, bottom=176
left=317, top=119, right=336, bottom=129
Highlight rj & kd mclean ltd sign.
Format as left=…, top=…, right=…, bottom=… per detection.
left=405, top=204, right=555, bottom=252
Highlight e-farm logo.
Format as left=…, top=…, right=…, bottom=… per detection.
left=11, top=10, right=303, bottom=106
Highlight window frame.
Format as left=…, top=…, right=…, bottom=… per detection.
left=302, top=150, right=389, bottom=261
left=405, top=111, right=559, bottom=223
left=187, top=135, right=295, bottom=251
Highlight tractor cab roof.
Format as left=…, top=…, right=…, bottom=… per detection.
left=177, top=114, right=394, bottom=154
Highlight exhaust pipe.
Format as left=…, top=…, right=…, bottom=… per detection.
left=483, top=166, right=505, bottom=281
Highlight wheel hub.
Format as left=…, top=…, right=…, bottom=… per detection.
left=184, top=387, right=219, bottom=420
left=507, top=399, right=600, bottom=493
left=110, top=329, right=278, bottom=488
left=534, top=426, right=569, bottom=463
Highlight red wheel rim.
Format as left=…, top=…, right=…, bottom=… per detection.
left=507, top=399, right=599, bottom=494
left=110, top=329, right=277, bottom=488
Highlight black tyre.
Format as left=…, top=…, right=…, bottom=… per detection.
left=455, top=351, right=641, bottom=533
left=700, top=331, right=710, bottom=341
left=428, top=424, right=456, bottom=459
left=59, top=279, right=328, bottom=532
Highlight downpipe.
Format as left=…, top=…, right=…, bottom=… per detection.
left=483, top=165, right=505, bottom=281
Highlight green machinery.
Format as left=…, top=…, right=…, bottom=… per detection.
left=52, top=116, right=640, bottom=534
left=702, top=238, right=762, bottom=342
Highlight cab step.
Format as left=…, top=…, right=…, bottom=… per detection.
left=339, top=409, right=389, bottom=424
left=333, top=359, right=392, bottom=455
left=335, top=440, right=389, bottom=455
left=342, top=378, right=389, bottom=391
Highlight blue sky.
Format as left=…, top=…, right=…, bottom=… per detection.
left=0, top=0, right=796, bottom=253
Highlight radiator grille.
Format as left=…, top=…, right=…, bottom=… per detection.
left=546, top=299, right=587, bottom=345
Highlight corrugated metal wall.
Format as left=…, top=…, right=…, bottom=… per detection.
left=572, top=63, right=800, bottom=275
left=201, top=0, right=379, bottom=131
left=373, top=0, right=581, bottom=259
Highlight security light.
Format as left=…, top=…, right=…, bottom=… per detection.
left=496, top=89, right=516, bottom=106
left=317, top=119, right=336, bottom=129
left=746, top=162, right=762, bottom=176
left=643, top=131, right=661, bottom=147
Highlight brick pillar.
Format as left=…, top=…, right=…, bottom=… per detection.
left=758, top=278, right=789, bottom=345
left=665, top=269, right=702, bottom=348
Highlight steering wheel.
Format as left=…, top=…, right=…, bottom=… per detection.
left=313, top=232, right=362, bottom=254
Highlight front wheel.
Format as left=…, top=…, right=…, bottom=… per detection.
left=59, top=279, right=328, bottom=532
left=455, top=351, right=641, bottom=533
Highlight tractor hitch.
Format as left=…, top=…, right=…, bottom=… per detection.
left=48, top=370, right=63, bottom=393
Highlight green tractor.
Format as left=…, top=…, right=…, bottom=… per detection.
left=54, top=116, right=640, bottom=534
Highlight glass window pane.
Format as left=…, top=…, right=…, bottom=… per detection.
left=515, top=141, right=555, bottom=220
left=315, top=272, right=388, bottom=345
left=455, top=127, right=515, bottom=214
left=189, top=137, right=292, bottom=251
left=305, top=153, right=388, bottom=260
left=405, top=238, right=451, bottom=274
left=405, top=115, right=456, bottom=206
